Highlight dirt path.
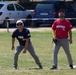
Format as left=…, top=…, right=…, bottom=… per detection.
left=0, top=27, right=76, bottom=32
left=0, top=27, right=51, bottom=32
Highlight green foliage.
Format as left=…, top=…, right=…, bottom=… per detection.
left=0, top=31, right=76, bottom=75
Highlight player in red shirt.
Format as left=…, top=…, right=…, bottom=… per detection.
left=50, top=9, right=73, bottom=70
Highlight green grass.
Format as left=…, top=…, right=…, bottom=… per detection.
left=0, top=31, right=76, bottom=75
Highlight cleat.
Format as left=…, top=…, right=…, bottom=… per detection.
left=70, top=65, right=73, bottom=69
left=50, top=66, right=57, bottom=70
left=13, top=66, right=17, bottom=69
left=39, top=65, right=43, bottom=69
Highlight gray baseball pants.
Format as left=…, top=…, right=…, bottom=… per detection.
left=14, top=41, right=41, bottom=67
left=53, top=38, right=73, bottom=67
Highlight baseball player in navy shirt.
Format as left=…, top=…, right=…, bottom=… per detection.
left=11, top=20, right=43, bottom=69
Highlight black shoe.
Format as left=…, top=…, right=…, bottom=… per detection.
left=70, top=65, right=73, bottom=69
left=13, top=66, right=17, bottom=69
left=39, top=65, right=43, bottom=69
left=50, top=66, right=57, bottom=70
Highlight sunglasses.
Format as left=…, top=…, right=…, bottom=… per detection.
left=16, top=23, right=23, bottom=26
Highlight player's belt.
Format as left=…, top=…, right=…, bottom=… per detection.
left=58, top=38, right=68, bottom=39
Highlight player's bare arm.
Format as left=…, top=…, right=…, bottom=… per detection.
left=23, top=38, right=30, bottom=53
left=69, top=30, right=72, bottom=44
left=11, top=38, right=15, bottom=50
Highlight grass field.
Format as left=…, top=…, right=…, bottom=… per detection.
left=0, top=31, right=76, bottom=75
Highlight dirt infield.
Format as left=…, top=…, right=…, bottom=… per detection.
left=0, top=27, right=76, bottom=32
left=0, top=27, right=51, bottom=32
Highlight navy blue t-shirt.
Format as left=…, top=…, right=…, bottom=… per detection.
left=12, top=28, right=31, bottom=46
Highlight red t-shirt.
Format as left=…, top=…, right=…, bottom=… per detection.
left=52, top=19, right=72, bottom=38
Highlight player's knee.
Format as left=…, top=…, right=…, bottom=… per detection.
left=32, top=54, right=38, bottom=58
left=14, top=52, right=20, bottom=56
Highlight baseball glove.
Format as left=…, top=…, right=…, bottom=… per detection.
left=53, top=38, right=58, bottom=45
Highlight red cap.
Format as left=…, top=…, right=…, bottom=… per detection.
left=59, top=9, right=65, bottom=13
